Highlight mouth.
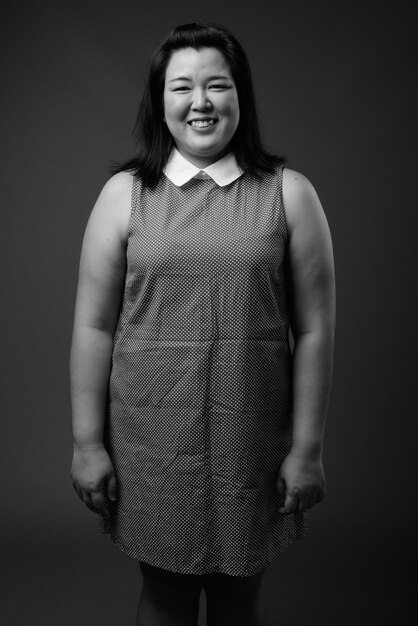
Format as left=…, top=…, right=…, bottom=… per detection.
left=187, top=118, right=218, bottom=128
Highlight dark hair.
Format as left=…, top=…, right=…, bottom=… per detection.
left=111, top=22, right=286, bottom=188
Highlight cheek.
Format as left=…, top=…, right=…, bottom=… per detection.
left=164, top=98, right=188, bottom=122
left=223, top=107, right=240, bottom=134
left=220, top=96, right=240, bottom=121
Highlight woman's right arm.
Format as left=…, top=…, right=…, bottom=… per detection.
left=69, top=172, right=132, bottom=518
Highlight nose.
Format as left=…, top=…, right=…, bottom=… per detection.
left=191, top=87, right=212, bottom=111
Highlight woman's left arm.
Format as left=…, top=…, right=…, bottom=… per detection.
left=277, top=168, right=336, bottom=515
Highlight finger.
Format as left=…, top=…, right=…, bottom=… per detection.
left=279, top=492, right=298, bottom=515
left=91, top=490, right=109, bottom=518
left=276, top=476, right=286, bottom=496
left=81, top=491, right=96, bottom=514
left=316, top=488, right=326, bottom=504
left=107, top=474, right=117, bottom=502
left=72, top=481, right=83, bottom=500
left=306, top=495, right=317, bottom=509
left=297, top=496, right=309, bottom=514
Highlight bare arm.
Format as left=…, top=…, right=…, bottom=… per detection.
left=69, top=172, right=132, bottom=516
left=70, top=172, right=132, bottom=446
left=285, top=168, right=336, bottom=458
left=277, top=168, right=336, bottom=515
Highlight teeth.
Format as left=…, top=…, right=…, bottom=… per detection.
left=190, top=120, right=215, bottom=127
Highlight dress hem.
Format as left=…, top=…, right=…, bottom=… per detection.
left=99, top=520, right=309, bottom=577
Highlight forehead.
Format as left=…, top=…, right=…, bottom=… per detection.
left=165, top=47, right=232, bottom=81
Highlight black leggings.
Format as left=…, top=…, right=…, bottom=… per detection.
left=138, top=561, right=266, bottom=626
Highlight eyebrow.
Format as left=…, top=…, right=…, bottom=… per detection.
left=168, top=75, right=231, bottom=83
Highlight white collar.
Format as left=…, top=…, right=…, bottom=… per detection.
left=163, top=147, right=244, bottom=187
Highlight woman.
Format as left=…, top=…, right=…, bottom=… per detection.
left=70, top=22, right=335, bottom=626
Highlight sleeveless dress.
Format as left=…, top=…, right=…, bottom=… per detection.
left=98, top=164, right=309, bottom=576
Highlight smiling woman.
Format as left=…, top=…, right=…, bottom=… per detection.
left=69, top=20, right=335, bottom=626
left=163, top=47, right=240, bottom=167
left=106, top=22, right=284, bottom=188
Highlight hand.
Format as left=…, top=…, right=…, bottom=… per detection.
left=70, top=445, right=117, bottom=519
left=276, top=450, right=326, bottom=515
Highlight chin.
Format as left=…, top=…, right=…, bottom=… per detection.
left=191, top=140, right=227, bottom=154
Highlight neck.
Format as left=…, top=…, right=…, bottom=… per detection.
left=176, top=147, right=229, bottom=169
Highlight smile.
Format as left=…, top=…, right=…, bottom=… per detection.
left=188, top=119, right=217, bottom=128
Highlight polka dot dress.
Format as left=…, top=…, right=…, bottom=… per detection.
left=98, top=165, right=309, bottom=576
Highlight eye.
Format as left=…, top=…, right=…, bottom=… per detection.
left=209, top=84, right=230, bottom=90
left=173, top=86, right=190, bottom=91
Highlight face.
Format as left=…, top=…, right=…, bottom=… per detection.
left=163, top=47, right=240, bottom=168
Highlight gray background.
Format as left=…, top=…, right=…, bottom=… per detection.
left=1, top=0, right=416, bottom=624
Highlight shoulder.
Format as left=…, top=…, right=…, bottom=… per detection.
left=89, top=171, right=134, bottom=242
left=282, top=167, right=318, bottom=214
left=98, top=171, right=134, bottom=205
left=281, top=167, right=328, bottom=236
left=282, top=166, right=314, bottom=193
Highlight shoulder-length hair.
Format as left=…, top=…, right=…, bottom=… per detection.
left=111, top=22, right=286, bottom=188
